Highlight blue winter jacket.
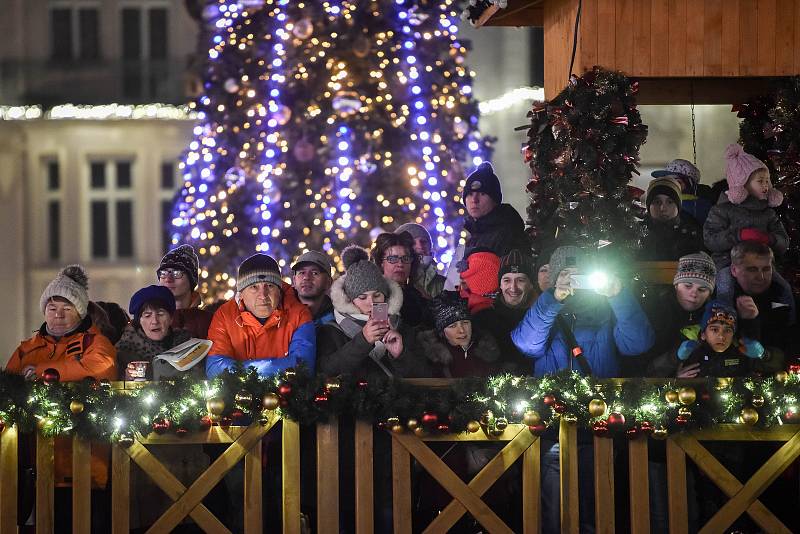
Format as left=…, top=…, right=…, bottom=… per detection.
left=511, top=288, right=655, bottom=377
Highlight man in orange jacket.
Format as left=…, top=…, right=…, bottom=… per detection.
left=205, top=253, right=316, bottom=378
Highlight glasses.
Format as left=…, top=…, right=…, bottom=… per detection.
left=158, top=268, right=185, bottom=279
left=384, top=255, right=413, bottom=265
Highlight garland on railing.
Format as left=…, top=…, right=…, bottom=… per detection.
left=1, top=367, right=800, bottom=444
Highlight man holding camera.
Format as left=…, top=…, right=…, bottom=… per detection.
left=511, top=245, right=654, bottom=533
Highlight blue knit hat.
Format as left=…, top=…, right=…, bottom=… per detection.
left=463, top=162, right=502, bottom=206
left=700, top=301, right=737, bottom=333
left=129, top=285, right=176, bottom=321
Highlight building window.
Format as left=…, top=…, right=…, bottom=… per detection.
left=160, top=161, right=179, bottom=253
left=44, top=159, right=62, bottom=260
left=88, top=159, right=135, bottom=260
left=121, top=5, right=169, bottom=60
left=50, top=5, right=100, bottom=61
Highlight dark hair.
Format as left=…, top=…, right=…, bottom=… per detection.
left=370, top=231, right=419, bottom=281
left=132, top=299, right=174, bottom=330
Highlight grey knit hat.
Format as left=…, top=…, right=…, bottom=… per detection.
left=237, top=254, right=283, bottom=292
left=548, top=246, right=585, bottom=286
left=341, top=245, right=390, bottom=301
left=674, top=251, right=716, bottom=291
left=158, top=244, right=200, bottom=289
left=432, top=294, right=470, bottom=334
left=40, top=265, right=90, bottom=318
left=395, top=223, right=432, bottom=250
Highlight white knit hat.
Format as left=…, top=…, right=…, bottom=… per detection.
left=40, top=265, right=90, bottom=318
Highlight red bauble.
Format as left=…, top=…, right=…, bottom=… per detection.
left=199, top=416, right=212, bottom=430
left=790, top=364, right=800, bottom=374
left=42, top=368, right=60, bottom=385
left=592, top=420, right=609, bottom=437
left=675, top=415, right=689, bottom=426
left=314, top=394, right=329, bottom=404
left=639, top=421, right=654, bottom=435
left=175, top=427, right=188, bottom=437
left=543, top=395, right=556, bottom=407
left=785, top=409, right=800, bottom=422
left=553, top=402, right=567, bottom=414
left=436, top=423, right=450, bottom=433
left=152, top=418, right=171, bottom=435
left=607, top=412, right=626, bottom=429
left=528, top=424, right=547, bottom=435
left=421, top=412, right=438, bottom=427
left=278, top=383, right=293, bottom=397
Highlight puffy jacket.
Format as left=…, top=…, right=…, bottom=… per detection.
left=511, top=288, right=655, bottom=378
left=464, top=203, right=531, bottom=258
left=703, top=191, right=788, bottom=268
left=205, top=282, right=315, bottom=378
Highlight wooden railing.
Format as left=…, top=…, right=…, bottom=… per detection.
left=2, top=392, right=799, bottom=533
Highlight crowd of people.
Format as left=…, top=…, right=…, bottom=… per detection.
left=5, top=145, right=798, bottom=532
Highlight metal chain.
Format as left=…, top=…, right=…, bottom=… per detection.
left=690, top=82, right=697, bottom=165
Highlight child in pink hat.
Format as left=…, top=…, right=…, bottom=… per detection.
left=702, top=144, right=788, bottom=268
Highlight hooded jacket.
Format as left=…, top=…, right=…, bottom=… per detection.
left=417, top=328, right=502, bottom=378
left=511, top=288, right=655, bottom=377
left=464, top=203, right=531, bottom=258
left=205, top=282, right=315, bottom=378
left=703, top=191, right=789, bottom=268
left=317, top=274, right=431, bottom=380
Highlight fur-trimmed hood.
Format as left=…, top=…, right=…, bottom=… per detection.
left=329, top=272, right=404, bottom=317
left=417, top=327, right=500, bottom=366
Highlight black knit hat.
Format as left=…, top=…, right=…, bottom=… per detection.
left=498, top=249, right=536, bottom=282
left=158, top=245, right=200, bottom=289
left=237, top=254, right=283, bottom=292
left=341, top=245, right=390, bottom=301
left=463, top=162, right=502, bottom=206
left=432, top=293, right=471, bottom=334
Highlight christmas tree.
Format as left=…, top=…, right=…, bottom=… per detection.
left=523, top=67, right=647, bottom=257
left=736, top=76, right=800, bottom=288
left=170, top=0, right=492, bottom=299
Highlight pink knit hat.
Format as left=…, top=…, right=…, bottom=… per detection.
left=724, top=144, right=783, bottom=207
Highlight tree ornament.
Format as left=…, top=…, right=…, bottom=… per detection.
left=223, top=78, right=240, bottom=94
left=523, top=410, right=542, bottom=426
left=740, top=407, right=759, bottom=425
left=674, top=415, right=689, bottom=426
left=677, top=407, right=692, bottom=418
left=542, top=394, right=556, bottom=407
left=665, top=390, right=679, bottom=404
left=278, top=383, right=293, bottom=397
left=751, top=395, right=765, bottom=408
left=785, top=408, right=800, bottom=422
left=639, top=421, right=654, bottom=435
left=480, top=412, right=490, bottom=426
left=494, top=417, right=508, bottom=431
left=592, top=420, right=609, bottom=437
left=652, top=427, right=668, bottom=440
left=199, top=416, right=212, bottom=430
left=206, top=397, right=225, bottom=420
left=406, top=418, right=419, bottom=431
left=607, top=412, right=626, bottom=430
left=588, top=399, right=607, bottom=417
left=293, top=139, right=315, bottom=163
left=776, top=371, right=789, bottom=383
left=553, top=402, right=567, bottom=414
left=70, top=400, right=85, bottom=414
left=789, top=363, right=800, bottom=374
left=42, top=368, right=60, bottom=385
left=529, top=424, right=547, bottom=435
left=175, top=427, right=189, bottom=437
left=678, top=387, right=697, bottom=405
left=466, top=420, right=481, bottom=433
left=118, top=433, right=135, bottom=447
left=234, top=390, right=254, bottom=410
left=386, top=417, right=400, bottom=428
left=563, top=413, right=578, bottom=424
left=262, top=393, right=280, bottom=411
left=325, top=378, right=341, bottom=391
left=152, top=418, right=171, bottom=435
left=292, top=18, right=314, bottom=39
left=352, top=35, right=371, bottom=58
left=421, top=412, right=438, bottom=427
left=314, top=393, right=329, bottom=405
left=332, top=90, right=361, bottom=117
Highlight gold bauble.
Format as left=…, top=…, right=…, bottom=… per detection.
left=407, top=418, right=419, bottom=431
left=678, top=406, right=692, bottom=418
left=494, top=417, right=508, bottom=431
left=466, top=420, right=481, bottom=433
left=206, top=397, right=225, bottom=416
left=70, top=400, right=85, bottom=414
left=665, top=390, right=679, bottom=404
left=776, top=371, right=789, bottom=383
left=652, top=427, right=668, bottom=440
left=563, top=413, right=578, bottom=424
left=413, top=427, right=427, bottom=438
left=523, top=410, right=542, bottom=426
left=391, top=424, right=404, bottom=434
left=678, top=387, right=697, bottom=406
left=740, top=407, right=759, bottom=425
left=386, top=417, right=400, bottom=427
left=715, top=378, right=732, bottom=390
left=751, top=395, right=765, bottom=408
left=588, top=399, right=607, bottom=417
left=262, top=393, right=280, bottom=411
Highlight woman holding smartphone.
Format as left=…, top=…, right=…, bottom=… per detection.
left=317, top=244, right=431, bottom=379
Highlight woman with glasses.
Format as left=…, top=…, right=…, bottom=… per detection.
left=370, top=231, right=435, bottom=328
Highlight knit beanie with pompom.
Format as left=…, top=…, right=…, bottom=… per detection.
left=40, top=265, right=90, bottom=318
left=341, top=245, right=391, bottom=301
left=724, top=144, right=783, bottom=207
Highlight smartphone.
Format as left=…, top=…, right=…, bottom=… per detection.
left=372, top=302, right=389, bottom=322
left=571, top=273, right=607, bottom=291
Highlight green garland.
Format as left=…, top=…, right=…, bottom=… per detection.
left=1, top=367, right=799, bottom=443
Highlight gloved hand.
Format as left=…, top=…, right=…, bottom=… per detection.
left=677, top=340, right=699, bottom=360
left=739, top=228, right=770, bottom=245
left=741, top=338, right=766, bottom=359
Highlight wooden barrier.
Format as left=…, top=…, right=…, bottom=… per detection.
left=1, top=408, right=800, bottom=532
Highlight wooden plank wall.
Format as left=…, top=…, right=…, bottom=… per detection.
left=544, top=0, right=800, bottom=98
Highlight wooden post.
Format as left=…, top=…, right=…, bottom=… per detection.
left=523, top=436, right=541, bottom=534
left=0, top=427, right=18, bottom=534
left=244, top=436, right=263, bottom=534
left=317, top=420, right=339, bottom=534
left=594, top=436, right=615, bottom=534
left=666, top=438, right=688, bottom=534
left=629, top=438, right=650, bottom=533
left=559, top=418, right=579, bottom=534
left=111, top=444, right=130, bottom=534
left=36, top=434, right=54, bottom=534
left=72, top=436, right=91, bottom=534
left=354, top=420, right=374, bottom=534
left=282, top=420, right=301, bottom=534
left=391, top=435, right=412, bottom=534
